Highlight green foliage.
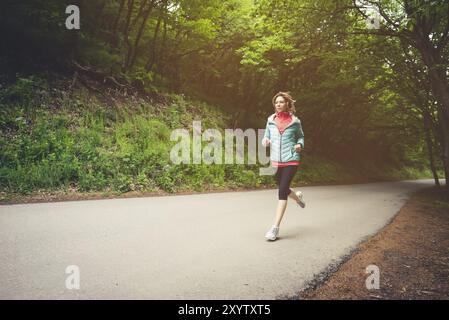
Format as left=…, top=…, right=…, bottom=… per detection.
left=78, top=44, right=123, bottom=74
left=1, top=83, right=261, bottom=195
left=124, top=68, right=156, bottom=91
left=0, top=76, right=48, bottom=106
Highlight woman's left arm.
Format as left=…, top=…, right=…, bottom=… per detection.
left=294, top=121, right=304, bottom=152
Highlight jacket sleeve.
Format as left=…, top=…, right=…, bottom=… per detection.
left=296, top=121, right=304, bottom=149
left=263, top=120, right=270, bottom=140
left=262, top=120, right=271, bottom=147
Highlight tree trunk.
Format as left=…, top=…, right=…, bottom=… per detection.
left=122, top=0, right=135, bottom=71
left=423, top=112, right=440, bottom=186
left=426, top=66, right=449, bottom=188
left=129, top=0, right=149, bottom=31
left=436, top=105, right=449, bottom=188
left=129, top=0, right=155, bottom=68
left=414, top=35, right=449, bottom=190
left=111, top=0, right=126, bottom=48
left=145, top=2, right=165, bottom=71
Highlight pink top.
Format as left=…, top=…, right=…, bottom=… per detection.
left=275, top=111, right=292, bottom=134
left=272, top=160, right=299, bottom=167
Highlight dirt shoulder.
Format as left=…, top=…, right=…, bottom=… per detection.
left=299, top=186, right=449, bottom=300
left=0, top=185, right=277, bottom=205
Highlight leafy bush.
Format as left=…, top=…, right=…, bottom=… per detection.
left=0, top=76, right=48, bottom=106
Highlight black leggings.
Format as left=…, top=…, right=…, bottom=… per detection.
left=275, top=165, right=298, bottom=200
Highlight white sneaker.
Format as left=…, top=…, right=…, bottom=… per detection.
left=265, top=225, right=279, bottom=241
left=296, top=191, right=306, bottom=208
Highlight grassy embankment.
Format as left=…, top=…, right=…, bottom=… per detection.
left=0, top=76, right=436, bottom=203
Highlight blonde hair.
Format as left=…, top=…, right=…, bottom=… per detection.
left=272, top=91, right=296, bottom=113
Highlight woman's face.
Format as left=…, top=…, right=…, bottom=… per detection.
left=274, top=96, right=288, bottom=113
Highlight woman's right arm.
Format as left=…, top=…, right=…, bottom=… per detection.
left=262, top=120, right=271, bottom=147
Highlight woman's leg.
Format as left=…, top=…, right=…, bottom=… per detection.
left=273, top=166, right=298, bottom=227
left=288, top=189, right=300, bottom=203
left=273, top=200, right=288, bottom=227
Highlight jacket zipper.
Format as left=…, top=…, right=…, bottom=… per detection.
left=279, top=131, right=282, bottom=162
left=276, top=125, right=284, bottom=162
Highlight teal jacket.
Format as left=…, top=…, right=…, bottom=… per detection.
left=262, top=112, right=305, bottom=163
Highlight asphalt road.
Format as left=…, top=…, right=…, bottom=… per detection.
left=0, top=179, right=440, bottom=299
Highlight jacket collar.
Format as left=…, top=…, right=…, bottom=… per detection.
left=268, top=112, right=300, bottom=129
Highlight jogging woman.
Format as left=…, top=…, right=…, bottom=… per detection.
left=262, top=92, right=305, bottom=241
